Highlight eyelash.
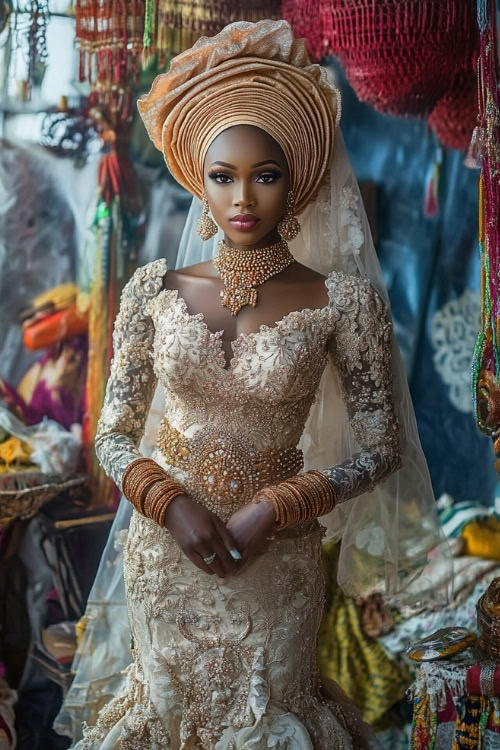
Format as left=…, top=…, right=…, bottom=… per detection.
left=208, top=170, right=282, bottom=185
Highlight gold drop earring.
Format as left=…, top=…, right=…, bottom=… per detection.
left=277, top=190, right=301, bottom=241
left=196, top=194, right=218, bottom=240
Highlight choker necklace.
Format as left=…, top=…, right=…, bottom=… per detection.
left=213, top=239, right=295, bottom=316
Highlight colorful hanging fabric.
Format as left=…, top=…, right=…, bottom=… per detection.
left=75, top=0, right=145, bottom=118
left=429, top=70, right=479, bottom=152
left=142, top=0, right=281, bottom=60
left=283, top=0, right=478, bottom=117
left=78, top=117, right=144, bottom=507
left=472, top=0, right=500, bottom=460
left=452, top=696, right=489, bottom=749
left=410, top=694, right=436, bottom=750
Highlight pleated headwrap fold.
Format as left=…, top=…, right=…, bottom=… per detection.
left=138, top=20, right=341, bottom=215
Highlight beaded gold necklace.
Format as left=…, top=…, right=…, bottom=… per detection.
left=213, top=238, right=295, bottom=316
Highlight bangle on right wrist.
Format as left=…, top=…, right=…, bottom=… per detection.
left=122, top=458, right=186, bottom=525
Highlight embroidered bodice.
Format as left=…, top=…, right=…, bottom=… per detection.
left=96, top=258, right=401, bottom=515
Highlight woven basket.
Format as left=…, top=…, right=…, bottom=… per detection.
left=0, top=472, right=87, bottom=527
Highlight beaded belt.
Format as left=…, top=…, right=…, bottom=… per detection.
left=157, top=417, right=304, bottom=515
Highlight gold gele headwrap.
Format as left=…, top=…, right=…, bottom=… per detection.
left=137, top=20, right=341, bottom=215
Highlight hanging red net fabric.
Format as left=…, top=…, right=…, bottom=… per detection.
left=428, top=71, right=479, bottom=151
left=283, top=0, right=478, bottom=117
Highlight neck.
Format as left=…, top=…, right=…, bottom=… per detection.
left=222, top=228, right=282, bottom=251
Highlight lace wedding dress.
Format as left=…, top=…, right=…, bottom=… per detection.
left=77, top=256, right=400, bottom=749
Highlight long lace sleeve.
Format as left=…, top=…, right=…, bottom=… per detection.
left=322, top=273, right=402, bottom=502
left=95, top=259, right=166, bottom=490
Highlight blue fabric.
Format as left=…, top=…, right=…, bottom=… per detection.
left=333, top=62, right=498, bottom=505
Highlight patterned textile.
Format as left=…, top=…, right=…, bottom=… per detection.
left=437, top=494, right=492, bottom=539
left=17, top=337, right=87, bottom=431
left=318, top=541, right=411, bottom=726
left=380, top=569, right=500, bottom=659
left=75, top=258, right=400, bottom=748
left=333, top=60, right=498, bottom=505
left=409, top=662, right=500, bottom=748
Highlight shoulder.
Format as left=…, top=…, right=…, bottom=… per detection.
left=164, top=260, right=218, bottom=290
left=326, top=270, right=386, bottom=309
left=123, top=259, right=168, bottom=299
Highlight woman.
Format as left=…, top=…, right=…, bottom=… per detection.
left=72, top=19, right=445, bottom=749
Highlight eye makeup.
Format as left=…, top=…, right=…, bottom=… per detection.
left=207, top=169, right=283, bottom=184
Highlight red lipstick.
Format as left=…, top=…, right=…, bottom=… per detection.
left=229, top=213, right=260, bottom=232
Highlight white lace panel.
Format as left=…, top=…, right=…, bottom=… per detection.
left=322, top=272, right=402, bottom=502
left=95, top=259, right=166, bottom=490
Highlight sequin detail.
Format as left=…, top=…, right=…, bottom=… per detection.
left=157, top=417, right=304, bottom=516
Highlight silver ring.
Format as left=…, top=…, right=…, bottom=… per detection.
left=480, top=663, right=496, bottom=696
left=203, top=553, right=216, bottom=566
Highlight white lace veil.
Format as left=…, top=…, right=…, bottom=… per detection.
left=56, top=129, right=450, bottom=743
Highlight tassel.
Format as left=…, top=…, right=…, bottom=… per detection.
left=424, top=145, right=442, bottom=217
left=78, top=49, right=85, bottom=83
left=143, top=0, right=154, bottom=52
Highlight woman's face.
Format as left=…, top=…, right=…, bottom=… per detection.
left=203, top=125, right=290, bottom=249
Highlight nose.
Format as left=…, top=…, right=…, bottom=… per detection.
left=233, top=180, right=255, bottom=208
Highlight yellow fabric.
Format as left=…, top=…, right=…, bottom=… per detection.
left=33, top=282, right=78, bottom=311
left=463, top=517, right=500, bottom=561
left=0, top=436, right=34, bottom=470
left=318, top=541, right=411, bottom=725
left=138, top=20, right=340, bottom=215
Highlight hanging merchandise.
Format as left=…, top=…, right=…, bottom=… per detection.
left=283, top=0, right=478, bottom=116
left=78, top=111, right=144, bottom=507
left=40, top=106, right=100, bottom=165
left=7, top=0, right=49, bottom=99
left=142, top=0, right=281, bottom=60
left=75, top=0, right=145, bottom=119
left=472, top=0, right=500, bottom=470
left=428, top=71, right=479, bottom=152
left=25, top=0, right=48, bottom=95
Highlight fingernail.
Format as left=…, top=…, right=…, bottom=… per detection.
left=230, top=549, right=242, bottom=560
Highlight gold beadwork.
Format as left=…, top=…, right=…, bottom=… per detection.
left=277, top=190, right=301, bottom=241
left=196, top=194, right=218, bottom=240
left=213, top=238, right=295, bottom=316
left=157, top=417, right=304, bottom=516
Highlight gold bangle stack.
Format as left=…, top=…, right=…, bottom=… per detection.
left=255, top=470, right=336, bottom=529
left=122, top=457, right=185, bottom=526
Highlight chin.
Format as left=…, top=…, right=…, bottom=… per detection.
left=224, top=227, right=275, bottom=247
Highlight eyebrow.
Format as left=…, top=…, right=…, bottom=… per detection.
left=209, top=159, right=282, bottom=169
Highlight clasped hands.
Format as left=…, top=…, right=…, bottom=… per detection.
left=163, top=493, right=276, bottom=578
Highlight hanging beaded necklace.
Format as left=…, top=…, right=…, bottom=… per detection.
left=213, top=238, right=295, bottom=316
